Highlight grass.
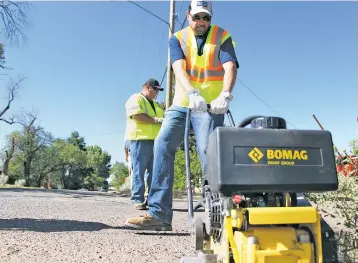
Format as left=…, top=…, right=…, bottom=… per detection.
left=0, top=184, right=40, bottom=189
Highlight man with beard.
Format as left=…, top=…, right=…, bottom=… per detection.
left=125, top=0, right=239, bottom=230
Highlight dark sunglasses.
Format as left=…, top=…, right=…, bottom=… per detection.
left=192, top=14, right=211, bottom=22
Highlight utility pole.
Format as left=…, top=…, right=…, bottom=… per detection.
left=165, top=0, right=175, bottom=110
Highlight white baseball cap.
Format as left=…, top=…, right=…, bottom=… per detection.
left=190, top=0, right=213, bottom=16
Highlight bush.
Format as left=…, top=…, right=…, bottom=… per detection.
left=305, top=140, right=358, bottom=262
left=14, top=179, right=26, bottom=187
left=173, top=147, right=202, bottom=193
left=0, top=174, right=9, bottom=185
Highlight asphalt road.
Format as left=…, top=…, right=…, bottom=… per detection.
left=0, top=188, right=340, bottom=263
left=0, top=188, right=198, bottom=263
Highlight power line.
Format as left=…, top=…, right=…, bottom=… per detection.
left=127, top=1, right=169, bottom=26
left=238, top=79, right=297, bottom=129
left=125, top=0, right=185, bottom=86
left=127, top=1, right=184, bottom=28
left=80, top=131, right=125, bottom=139
left=178, top=0, right=185, bottom=14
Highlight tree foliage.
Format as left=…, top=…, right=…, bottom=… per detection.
left=67, top=131, right=86, bottom=151
left=1, top=118, right=113, bottom=191
left=110, top=161, right=129, bottom=191
left=84, top=145, right=111, bottom=190
left=173, top=131, right=203, bottom=191
left=305, top=139, right=358, bottom=262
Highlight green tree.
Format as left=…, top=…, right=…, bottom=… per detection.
left=86, top=145, right=111, bottom=178
left=63, top=131, right=89, bottom=189
left=67, top=131, right=86, bottom=151
left=33, top=139, right=88, bottom=189
left=4, top=121, right=55, bottom=187
left=9, top=113, right=54, bottom=186
left=30, top=143, right=61, bottom=187
left=1, top=132, right=19, bottom=177
left=3, top=128, right=114, bottom=190
left=54, top=139, right=87, bottom=189
left=110, top=161, right=129, bottom=191
left=173, top=131, right=202, bottom=192
left=84, top=145, right=111, bottom=190
left=6, top=150, right=24, bottom=184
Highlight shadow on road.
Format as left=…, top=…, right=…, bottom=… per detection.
left=0, top=188, right=125, bottom=198
left=135, top=232, right=190, bottom=236
left=0, top=218, right=192, bottom=237
left=0, top=218, right=116, bottom=232
left=172, top=208, right=204, bottom=213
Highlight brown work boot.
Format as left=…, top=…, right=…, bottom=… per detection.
left=125, top=213, right=172, bottom=231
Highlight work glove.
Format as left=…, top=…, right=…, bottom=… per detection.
left=209, top=91, right=233, bottom=114
left=187, top=89, right=207, bottom=112
left=154, top=117, right=164, bottom=124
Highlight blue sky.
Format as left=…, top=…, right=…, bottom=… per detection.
left=0, top=1, right=357, bottom=164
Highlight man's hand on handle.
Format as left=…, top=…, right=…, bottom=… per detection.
left=187, top=89, right=207, bottom=112
left=209, top=91, right=233, bottom=114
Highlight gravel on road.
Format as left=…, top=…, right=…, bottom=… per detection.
left=0, top=189, right=343, bottom=263
left=0, top=188, right=198, bottom=263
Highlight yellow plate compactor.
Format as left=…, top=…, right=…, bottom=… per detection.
left=181, top=109, right=338, bottom=263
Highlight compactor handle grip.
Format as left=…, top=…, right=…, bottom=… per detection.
left=206, top=104, right=235, bottom=127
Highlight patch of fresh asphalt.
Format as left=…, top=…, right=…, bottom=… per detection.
left=0, top=188, right=200, bottom=263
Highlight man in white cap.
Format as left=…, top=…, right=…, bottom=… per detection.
left=125, top=0, right=239, bottom=231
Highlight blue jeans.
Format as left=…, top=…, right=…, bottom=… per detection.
left=147, top=105, right=224, bottom=225
left=130, top=140, right=154, bottom=204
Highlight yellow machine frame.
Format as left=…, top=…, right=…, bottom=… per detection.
left=204, top=206, right=323, bottom=263
left=180, top=110, right=337, bottom=263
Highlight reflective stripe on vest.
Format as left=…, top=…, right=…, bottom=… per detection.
left=172, top=25, right=234, bottom=107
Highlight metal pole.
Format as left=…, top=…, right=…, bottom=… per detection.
left=313, top=114, right=340, bottom=159
left=185, top=109, right=194, bottom=222
left=312, top=114, right=357, bottom=171
left=165, top=0, right=175, bottom=110
left=312, top=114, right=325, bottom=130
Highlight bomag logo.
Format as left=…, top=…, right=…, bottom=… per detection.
left=267, top=149, right=308, bottom=160
left=248, top=147, right=264, bottom=163
left=248, top=148, right=308, bottom=165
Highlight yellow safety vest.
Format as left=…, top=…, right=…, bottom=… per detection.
left=172, top=25, right=234, bottom=108
left=125, top=93, right=164, bottom=140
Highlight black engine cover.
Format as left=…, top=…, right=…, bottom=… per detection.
left=250, top=116, right=287, bottom=129
left=205, top=127, right=338, bottom=196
